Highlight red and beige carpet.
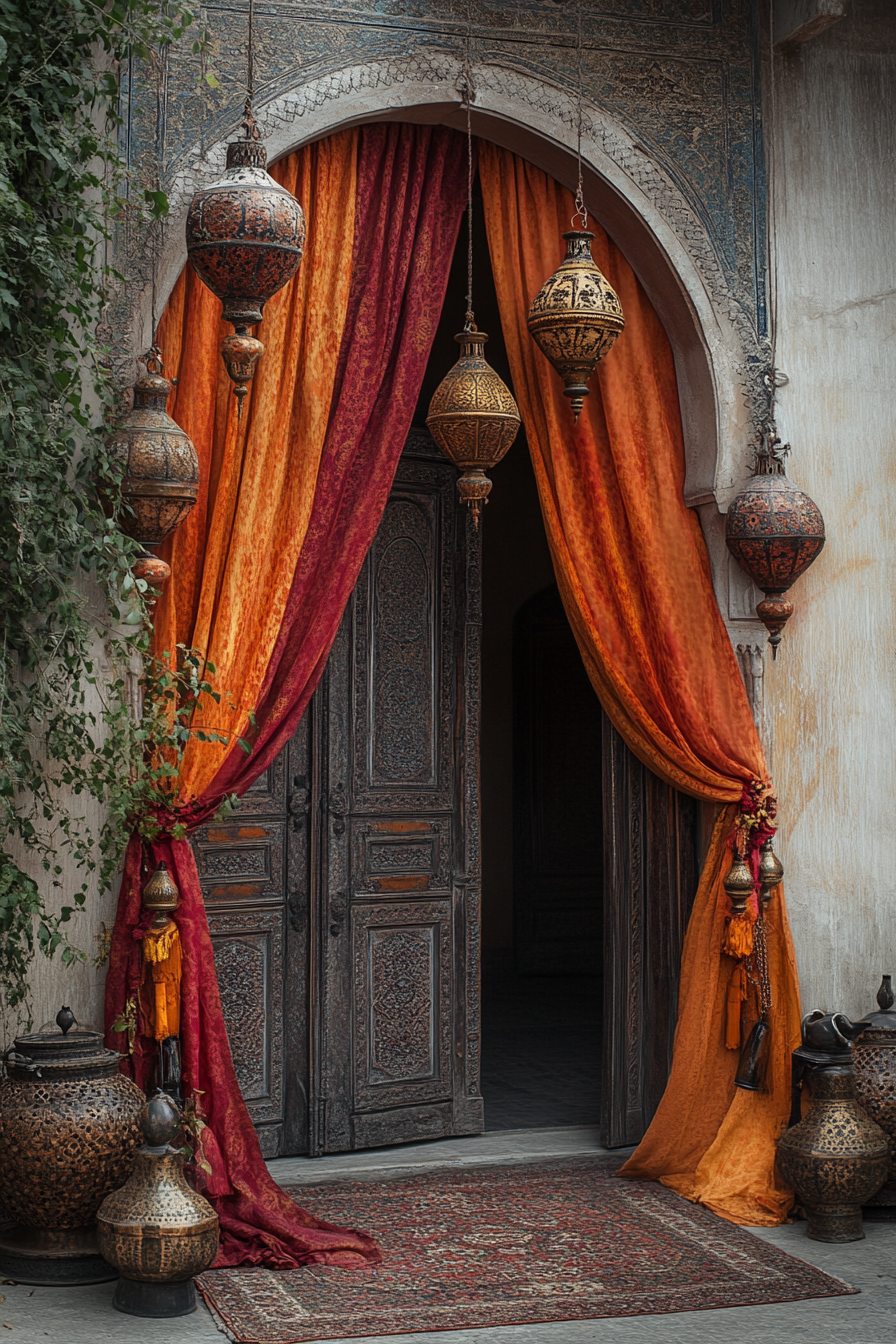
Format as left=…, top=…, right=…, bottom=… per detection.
left=197, top=1157, right=856, bottom=1343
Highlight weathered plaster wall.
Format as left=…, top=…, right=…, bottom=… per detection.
left=765, top=0, right=896, bottom=1017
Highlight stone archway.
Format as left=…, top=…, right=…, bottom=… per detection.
left=119, top=55, right=769, bottom=635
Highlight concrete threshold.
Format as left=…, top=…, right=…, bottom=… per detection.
left=266, top=1123, right=619, bottom=1185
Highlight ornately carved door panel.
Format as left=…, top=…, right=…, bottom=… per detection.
left=191, top=716, right=312, bottom=1159
left=308, top=430, right=483, bottom=1154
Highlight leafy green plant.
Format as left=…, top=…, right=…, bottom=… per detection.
left=0, top=1, right=230, bottom=1025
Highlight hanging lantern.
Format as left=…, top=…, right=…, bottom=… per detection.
left=426, top=327, right=521, bottom=525
left=527, top=230, right=625, bottom=422
left=185, top=110, right=305, bottom=417
left=726, top=422, right=825, bottom=657
left=758, top=837, right=784, bottom=910
left=107, top=350, right=199, bottom=561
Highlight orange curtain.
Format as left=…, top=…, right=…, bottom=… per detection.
left=153, top=130, right=358, bottom=801
left=479, top=144, right=802, bottom=1225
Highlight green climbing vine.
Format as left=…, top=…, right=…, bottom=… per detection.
left=0, top=1, right=223, bottom=1024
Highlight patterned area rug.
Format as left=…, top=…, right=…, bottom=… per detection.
left=197, top=1157, right=856, bottom=1342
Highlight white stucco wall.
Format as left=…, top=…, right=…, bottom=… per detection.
left=765, top=2, right=896, bottom=1019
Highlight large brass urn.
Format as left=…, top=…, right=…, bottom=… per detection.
left=0, top=1010, right=144, bottom=1284
left=98, top=1092, right=219, bottom=1318
left=527, top=230, right=625, bottom=421
left=107, top=361, right=200, bottom=550
left=426, top=327, right=521, bottom=524
left=777, top=1010, right=888, bottom=1242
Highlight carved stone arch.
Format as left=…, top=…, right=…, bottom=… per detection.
left=121, top=55, right=768, bottom=636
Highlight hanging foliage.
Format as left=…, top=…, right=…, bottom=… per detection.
left=0, top=1, right=230, bottom=1024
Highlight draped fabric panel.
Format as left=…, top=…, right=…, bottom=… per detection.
left=105, top=124, right=469, bottom=1267
left=479, top=143, right=802, bottom=1226
left=154, top=131, right=360, bottom=802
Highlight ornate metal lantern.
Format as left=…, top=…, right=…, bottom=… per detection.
left=426, top=327, right=521, bottom=525
left=725, top=422, right=825, bottom=657
left=107, top=349, right=199, bottom=563
left=185, top=110, right=305, bottom=416
left=527, top=230, right=625, bottom=421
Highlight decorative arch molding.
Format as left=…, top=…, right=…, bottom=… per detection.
left=115, top=54, right=768, bottom=610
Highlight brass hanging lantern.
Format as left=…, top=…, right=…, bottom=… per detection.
left=427, top=327, right=521, bottom=525
left=107, top=348, right=199, bottom=558
left=425, top=76, right=519, bottom=523
left=725, top=421, right=825, bottom=657
left=142, top=861, right=180, bottom=931
left=185, top=0, right=306, bottom=421
left=758, top=837, right=784, bottom=909
left=527, top=229, right=625, bottom=422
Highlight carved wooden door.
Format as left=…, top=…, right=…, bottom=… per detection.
left=190, top=709, right=312, bottom=1160
left=307, top=430, right=483, bottom=1155
left=602, top=721, right=699, bottom=1147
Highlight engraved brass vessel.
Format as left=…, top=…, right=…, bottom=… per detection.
left=527, top=230, right=625, bottom=421
left=854, top=975, right=896, bottom=1213
left=0, top=1009, right=144, bottom=1285
left=98, top=1092, right=219, bottom=1318
left=426, top=327, right=520, bottom=525
left=777, top=1010, right=888, bottom=1241
left=107, top=356, right=200, bottom=549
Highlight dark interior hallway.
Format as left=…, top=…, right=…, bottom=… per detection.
left=415, top=175, right=604, bottom=1133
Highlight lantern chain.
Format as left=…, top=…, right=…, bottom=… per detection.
left=573, top=0, right=587, bottom=230
left=462, top=0, right=475, bottom=331
left=747, top=917, right=774, bottom=1019
left=246, top=0, right=256, bottom=121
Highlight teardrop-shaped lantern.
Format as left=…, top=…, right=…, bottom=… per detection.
left=107, top=353, right=199, bottom=552
left=185, top=111, right=306, bottom=416
left=758, top=837, right=784, bottom=910
left=726, top=424, right=825, bottom=657
left=426, top=328, right=521, bottom=526
left=527, top=230, right=625, bottom=421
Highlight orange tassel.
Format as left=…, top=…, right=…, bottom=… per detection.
left=722, top=910, right=755, bottom=959
left=141, top=918, right=183, bottom=1040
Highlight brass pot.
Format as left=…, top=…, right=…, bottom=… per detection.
left=854, top=975, right=896, bottom=1211
left=98, top=1093, right=218, bottom=1317
left=777, top=1017, right=888, bottom=1242
left=0, top=1016, right=144, bottom=1284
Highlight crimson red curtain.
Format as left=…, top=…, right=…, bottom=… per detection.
left=105, top=124, right=468, bottom=1267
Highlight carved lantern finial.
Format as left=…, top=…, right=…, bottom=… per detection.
left=725, top=421, right=825, bottom=657
left=527, top=230, right=625, bottom=421
left=426, top=326, right=521, bottom=526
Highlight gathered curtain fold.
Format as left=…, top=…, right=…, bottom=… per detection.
left=154, top=131, right=359, bottom=802
left=105, top=123, right=469, bottom=1267
left=479, top=143, right=802, bottom=1226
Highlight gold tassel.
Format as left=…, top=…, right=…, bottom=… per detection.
left=143, top=919, right=179, bottom=964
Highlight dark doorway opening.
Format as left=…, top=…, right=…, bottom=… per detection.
left=414, top=175, right=604, bottom=1133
